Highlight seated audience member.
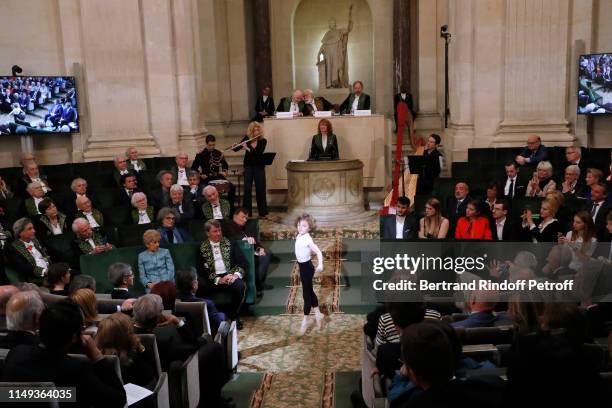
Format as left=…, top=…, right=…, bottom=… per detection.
left=544, top=190, right=570, bottom=227
left=75, top=195, right=104, bottom=230
left=96, top=312, right=157, bottom=389
left=375, top=303, right=427, bottom=379
left=65, top=177, right=98, bottom=216
left=47, top=262, right=71, bottom=296
left=138, top=229, right=175, bottom=292
left=156, top=207, right=191, bottom=245
left=108, top=262, right=136, bottom=299
left=198, top=219, right=247, bottom=329
left=419, top=198, right=450, bottom=239
left=375, top=302, right=440, bottom=347
left=69, top=274, right=135, bottom=315
left=151, top=280, right=178, bottom=311
left=126, top=146, right=147, bottom=173
left=8, top=218, right=50, bottom=285
left=44, top=99, right=63, bottom=125
left=115, top=173, right=141, bottom=208
left=339, top=80, right=371, bottom=114
left=0, top=174, right=14, bottom=201
left=446, top=182, right=470, bottom=224
left=490, top=200, right=516, bottom=241
left=586, top=182, right=611, bottom=240
left=176, top=268, right=227, bottom=333
left=36, top=198, right=68, bottom=237
left=192, top=135, right=237, bottom=208
left=520, top=199, right=561, bottom=242
left=24, top=181, right=47, bottom=217
left=2, top=300, right=127, bottom=407
left=72, top=218, right=113, bottom=255
left=169, top=184, right=194, bottom=222
left=454, top=200, right=492, bottom=240
left=420, top=134, right=443, bottom=195
left=223, top=208, right=273, bottom=296
left=383, top=196, right=419, bottom=239
left=112, top=155, right=132, bottom=187
left=0, top=286, right=19, bottom=330
left=452, top=290, right=508, bottom=328
left=253, top=85, right=275, bottom=122
left=276, top=89, right=306, bottom=116
left=565, top=146, right=588, bottom=181
left=171, top=152, right=190, bottom=187
left=561, top=164, right=584, bottom=199
left=308, top=118, right=339, bottom=161
left=541, top=244, right=576, bottom=279
left=558, top=210, right=597, bottom=259
left=593, top=211, right=612, bottom=262
left=18, top=161, right=51, bottom=197
left=515, top=134, right=549, bottom=165
left=132, top=294, right=231, bottom=407
left=186, top=170, right=205, bottom=219
left=526, top=160, right=556, bottom=197
left=130, top=192, right=154, bottom=224
left=501, top=161, right=526, bottom=199
left=70, top=288, right=100, bottom=335
left=506, top=293, right=545, bottom=335
left=582, top=167, right=604, bottom=199
left=0, top=290, right=44, bottom=349
left=302, top=88, right=333, bottom=115
left=482, top=182, right=500, bottom=215
left=150, top=170, right=173, bottom=211
left=202, top=185, right=231, bottom=221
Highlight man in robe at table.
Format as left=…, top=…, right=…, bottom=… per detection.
left=253, top=86, right=275, bottom=122
left=339, top=80, right=371, bottom=114
left=72, top=218, right=113, bottom=255
left=7, top=218, right=50, bottom=285
left=191, top=135, right=236, bottom=207
left=515, top=134, right=549, bottom=166
left=382, top=196, right=419, bottom=240
left=303, top=88, right=333, bottom=116
left=223, top=208, right=273, bottom=297
left=75, top=195, right=105, bottom=232
left=171, top=152, right=190, bottom=188
left=111, top=155, right=132, bottom=188
left=276, top=89, right=307, bottom=116
left=202, top=185, right=231, bottom=222
left=198, top=219, right=247, bottom=330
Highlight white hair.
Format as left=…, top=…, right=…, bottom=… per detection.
left=6, top=291, right=44, bottom=331
left=26, top=181, right=42, bottom=191
left=565, top=164, right=580, bottom=176
left=70, top=178, right=87, bottom=191
left=133, top=294, right=163, bottom=327
left=537, top=161, right=554, bottom=177
left=71, top=217, right=89, bottom=233
left=131, top=191, right=147, bottom=207
left=170, top=184, right=184, bottom=194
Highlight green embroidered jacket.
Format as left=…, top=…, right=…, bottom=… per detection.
left=76, top=231, right=106, bottom=255
left=131, top=206, right=155, bottom=224
left=201, top=199, right=230, bottom=221
left=11, top=238, right=48, bottom=284
left=200, top=237, right=245, bottom=284
left=75, top=209, right=105, bottom=227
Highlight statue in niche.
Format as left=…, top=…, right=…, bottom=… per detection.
left=317, top=4, right=353, bottom=89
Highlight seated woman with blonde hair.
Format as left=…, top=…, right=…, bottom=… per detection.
left=138, top=229, right=175, bottom=292
left=526, top=161, right=557, bottom=197
left=70, top=288, right=100, bottom=335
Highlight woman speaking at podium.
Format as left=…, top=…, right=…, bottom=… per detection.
left=232, top=121, right=269, bottom=218
left=308, top=119, right=339, bottom=161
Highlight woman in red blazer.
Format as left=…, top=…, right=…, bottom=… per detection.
left=455, top=200, right=493, bottom=240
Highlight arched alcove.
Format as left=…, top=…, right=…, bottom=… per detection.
left=292, top=0, right=373, bottom=99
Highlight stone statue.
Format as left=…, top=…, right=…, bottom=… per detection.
left=317, top=4, right=353, bottom=89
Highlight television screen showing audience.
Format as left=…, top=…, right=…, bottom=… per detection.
left=578, top=53, right=612, bottom=115
left=0, top=76, right=79, bottom=135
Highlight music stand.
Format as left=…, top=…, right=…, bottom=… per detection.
left=262, top=152, right=276, bottom=166
left=408, top=155, right=430, bottom=195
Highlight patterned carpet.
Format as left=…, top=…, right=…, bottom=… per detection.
left=260, top=213, right=379, bottom=241
left=238, top=314, right=364, bottom=408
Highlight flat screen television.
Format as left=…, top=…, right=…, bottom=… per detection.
left=0, top=76, right=79, bottom=135
left=578, top=53, right=612, bottom=115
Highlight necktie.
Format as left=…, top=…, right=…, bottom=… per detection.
left=508, top=179, right=514, bottom=198
left=456, top=200, right=461, bottom=215
left=591, top=202, right=599, bottom=217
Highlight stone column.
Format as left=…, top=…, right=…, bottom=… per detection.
left=493, top=0, right=574, bottom=146
left=447, top=0, right=475, bottom=162
left=393, top=0, right=411, bottom=91
left=416, top=0, right=442, bottom=130
left=252, top=0, right=273, bottom=93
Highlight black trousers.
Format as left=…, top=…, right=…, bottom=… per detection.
left=243, top=165, right=268, bottom=216
left=298, top=260, right=318, bottom=315
left=255, top=251, right=271, bottom=291
left=201, top=274, right=246, bottom=319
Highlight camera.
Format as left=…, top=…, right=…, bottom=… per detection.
left=440, top=25, right=451, bottom=40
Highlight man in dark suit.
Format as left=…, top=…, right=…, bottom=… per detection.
left=0, top=290, right=43, bottom=349
left=586, top=183, right=611, bottom=241
left=57, top=100, right=77, bottom=127
left=186, top=170, right=205, bottom=219
left=500, top=161, right=527, bottom=199
left=393, top=87, right=415, bottom=131
left=150, top=170, right=174, bottom=211
left=515, top=134, right=549, bottom=166
left=2, top=300, right=127, bottom=407
left=489, top=200, right=516, bottom=241
left=451, top=291, right=509, bottom=328
left=339, top=80, right=371, bottom=114
left=565, top=146, right=593, bottom=182
left=276, top=89, right=307, bottom=116
left=168, top=184, right=194, bottom=224
left=114, top=173, right=141, bottom=208
left=419, top=134, right=443, bottom=195
left=17, top=161, right=51, bottom=198
left=198, top=219, right=247, bottom=329
left=132, top=294, right=231, bottom=407
left=111, top=155, right=132, bottom=188
left=253, top=86, right=275, bottom=122
left=223, top=208, right=272, bottom=297
left=65, top=177, right=99, bottom=217
left=560, top=164, right=586, bottom=199
left=382, top=196, right=419, bottom=239
left=108, top=262, right=136, bottom=300
left=446, top=182, right=470, bottom=235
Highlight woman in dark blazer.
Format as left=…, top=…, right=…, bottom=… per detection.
left=520, top=199, right=562, bottom=242
left=308, top=118, right=339, bottom=161
left=232, top=121, right=268, bottom=218
left=36, top=198, right=69, bottom=238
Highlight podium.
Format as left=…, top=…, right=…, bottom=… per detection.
left=285, top=159, right=374, bottom=226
